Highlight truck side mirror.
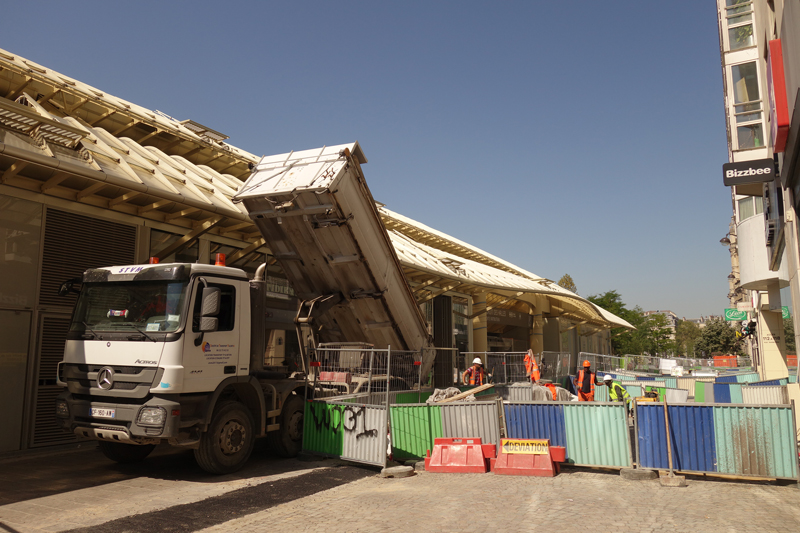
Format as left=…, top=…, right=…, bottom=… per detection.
left=198, top=316, right=219, bottom=332
left=58, top=278, right=82, bottom=297
left=200, top=287, right=221, bottom=317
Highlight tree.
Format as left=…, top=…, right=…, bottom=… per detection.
left=643, top=313, right=673, bottom=356
left=695, top=318, right=740, bottom=357
left=557, top=274, right=577, bottom=294
left=587, top=291, right=647, bottom=355
left=674, top=320, right=702, bottom=357
left=784, top=318, right=796, bottom=354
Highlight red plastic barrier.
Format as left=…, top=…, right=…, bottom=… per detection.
left=493, top=439, right=565, bottom=477
left=424, top=438, right=490, bottom=473
left=318, top=371, right=351, bottom=383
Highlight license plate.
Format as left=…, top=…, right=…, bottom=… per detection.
left=91, top=408, right=116, bottom=419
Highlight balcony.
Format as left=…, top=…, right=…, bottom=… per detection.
left=737, top=215, right=789, bottom=290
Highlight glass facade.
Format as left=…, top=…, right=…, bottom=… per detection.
left=738, top=195, right=764, bottom=221
left=731, top=62, right=764, bottom=149
left=725, top=0, right=754, bottom=50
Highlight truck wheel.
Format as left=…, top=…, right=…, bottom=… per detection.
left=194, top=401, right=255, bottom=475
left=268, top=395, right=304, bottom=458
left=98, top=441, right=156, bottom=464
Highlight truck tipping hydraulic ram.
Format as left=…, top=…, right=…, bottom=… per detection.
left=55, top=142, right=434, bottom=474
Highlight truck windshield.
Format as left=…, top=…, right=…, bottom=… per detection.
left=70, top=280, right=189, bottom=333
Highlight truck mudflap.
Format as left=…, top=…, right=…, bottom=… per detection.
left=234, top=143, right=433, bottom=375
left=57, top=392, right=181, bottom=443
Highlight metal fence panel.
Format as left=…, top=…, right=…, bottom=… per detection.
left=493, top=384, right=532, bottom=402
left=389, top=405, right=443, bottom=461
left=563, top=403, right=631, bottom=467
left=665, top=388, right=689, bottom=404
left=440, top=402, right=501, bottom=446
left=503, top=403, right=567, bottom=448
left=713, top=405, right=799, bottom=479
left=303, top=400, right=387, bottom=466
left=341, top=404, right=388, bottom=465
left=595, top=384, right=609, bottom=402
left=636, top=404, right=717, bottom=472
left=622, top=385, right=642, bottom=398
left=741, top=385, right=789, bottom=405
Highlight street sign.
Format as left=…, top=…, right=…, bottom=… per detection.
left=725, top=308, right=748, bottom=321
left=782, top=306, right=790, bottom=320
left=722, top=158, right=776, bottom=186
left=737, top=302, right=754, bottom=312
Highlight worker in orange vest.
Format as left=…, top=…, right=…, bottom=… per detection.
left=462, top=357, right=488, bottom=385
left=573, top=360, right=597, bottom=401
left=524, top=349, right=541, bottom=383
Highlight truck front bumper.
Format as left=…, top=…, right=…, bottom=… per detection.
left=56, top=392, right=181, bottom=444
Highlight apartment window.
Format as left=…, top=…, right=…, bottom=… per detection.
left=725, top=0, right=754, bottom=51
left=738, top=195, right=763, bottom=221
left=730, top=62, right=764, bottom=149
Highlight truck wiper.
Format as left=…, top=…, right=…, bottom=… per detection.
left=82, top=321, right=101, bottom=339
left=119, top=322, right=158, bottom=342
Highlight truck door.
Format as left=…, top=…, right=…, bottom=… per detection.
left=182, top=278, right=241, bottom=393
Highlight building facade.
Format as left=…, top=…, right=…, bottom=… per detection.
left=715, top=1, right=800, bottom=396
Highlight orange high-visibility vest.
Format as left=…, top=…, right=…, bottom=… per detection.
left=465, top=366, right=485, bottom=385
left=524, top=350, right=541, bottom=382
left=575, top=370, right=595, bottom=394
left=544, top=383, right=558, bottom=401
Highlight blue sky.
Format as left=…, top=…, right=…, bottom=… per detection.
left=3, top=1, right=732, bottom=318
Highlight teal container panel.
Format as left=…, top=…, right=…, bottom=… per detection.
left=735, top=372, right=760, bottom=384
left=662, top=377, right=677, bottom=389
left=594, top=384, right=609, bottom=402
left=622, top=385, right=642, bottom=398
left=303, top=401, right=345, bottom=456
left=563, top=403, right=631, bottom=467
left=617, top=375, right=635, bottom=381
left=694, top=382, right=705, bottom=402
left=729, top=384, right=743, bottom=404
left=789, top=375, right=797, bottom=384
left=389, top=405, right=443, bottom=461
left=713, top=406, right=799, bottom=479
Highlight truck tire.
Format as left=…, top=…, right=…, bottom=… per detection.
left=194, top=401, right=255, bottom=475
left=268, top=394, right=304, bottom=458
left=98, top=441, right=156, bottom=464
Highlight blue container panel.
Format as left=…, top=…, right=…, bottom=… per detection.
left=504, top=403, right=567, bottom=449
left=716, top=375, right=737, bottom=384
left=637, top=376, right=655, bottom=381
left=750, top=378, right=787, bottom=387
left=713, top=384, right=732, bottom=404
left=636, top=404, right=717, bottom=473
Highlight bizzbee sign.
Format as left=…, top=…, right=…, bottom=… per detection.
left=722, top=158, right=775, bottom=186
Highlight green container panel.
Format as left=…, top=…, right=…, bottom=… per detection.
left=393, top=391, right=433, bottom=404
left=389, top=405, right=443, bottom=460
left=645, top=386, right=666, bottom=401
left=713, top=406, right=799, bottom=479
left=563, top=403, right=631, bottom=468
left=303, top=401, right=345, bottom=456
left=694, top=381, right=705, bottom=402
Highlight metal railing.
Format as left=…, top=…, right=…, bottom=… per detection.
left=460, top=351, right=572, bottom=385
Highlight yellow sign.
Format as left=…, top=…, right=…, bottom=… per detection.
left=501, top=438, right=549, bottom=455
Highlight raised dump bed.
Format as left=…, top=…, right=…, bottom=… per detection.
left=234, top=143, right=433, bottom=375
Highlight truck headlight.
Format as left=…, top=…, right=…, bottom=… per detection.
left=137, top=407, right=166, bottom=426
left=55, top=399, right=69, bottom=418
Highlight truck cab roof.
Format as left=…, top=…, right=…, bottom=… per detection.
left=83, top=263, right=250, bottom=283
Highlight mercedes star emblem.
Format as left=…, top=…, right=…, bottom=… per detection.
left=97, top=366, right=115, bottom=390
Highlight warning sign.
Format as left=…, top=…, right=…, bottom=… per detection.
left=501, top=439, right=549, bottom=455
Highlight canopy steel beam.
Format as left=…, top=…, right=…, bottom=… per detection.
left=153, top=216, right=224, bottom=261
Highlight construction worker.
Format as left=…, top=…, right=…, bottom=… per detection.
left=573, top=360, right=597, bottom=401
left=524, top=349, right=541, bottom=383
left=462, top=357, right=488, bottom=385
left=603, top=375, right=632, bottom=413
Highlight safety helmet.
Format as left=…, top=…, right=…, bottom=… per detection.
left=603, top=374, right=613, bottom=382
left=583, top=360, right=591, bottom=367
left=472, top=357, right=482, bottom=365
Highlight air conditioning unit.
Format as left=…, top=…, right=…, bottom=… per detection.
left=765, top=219, right=777, bottom=246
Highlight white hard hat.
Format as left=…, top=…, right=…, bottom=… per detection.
left=472, top=357, right=482, bottom=365
left=603, top=374, right=613, bottom=382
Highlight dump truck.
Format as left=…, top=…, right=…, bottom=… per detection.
left=55, top=142, right=433, bottom=474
